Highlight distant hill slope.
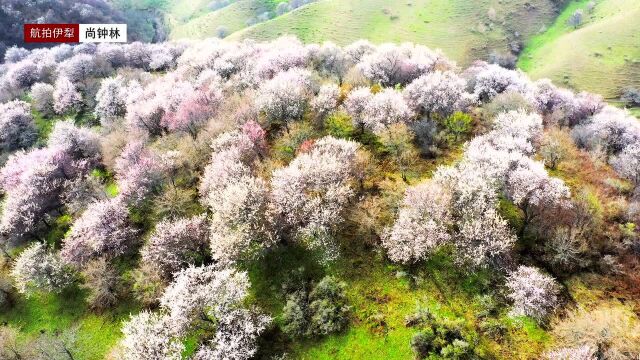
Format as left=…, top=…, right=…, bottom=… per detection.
left=227, top=0, right=563, bottom=66
left=519, top=0, right=640, bottom=100
left=168, top=0, right=266, bottom=39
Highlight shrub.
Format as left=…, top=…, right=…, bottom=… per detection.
left=309, top=276, right=351, bottom=335
left=81, top=258, right=121, bottom=311
left=282, top=291, right=310, bottom=338
left=325, top=112, right=356, bottom=139
left=621, top=87, right=640, bottom=106
left=540, top=129, right=571, bottom=170
left=409, top=312, right=477, bottom=360
left=130, top=263, right=167, bottom=308
left=552, top=304, right=640, bottom=359
left=439, top=111, right=473, bottom=143
left=378, top=123, right=419, bottom=181
left=482, top=91, right=534, bottom=120
left=411, top=119, right=447, bottom=157
left=281, top=276, right=350, bottom=338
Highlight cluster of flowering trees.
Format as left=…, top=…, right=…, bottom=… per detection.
left=271, top=136, right=360, bottom=259
left=384, top=109, right=569, bottom=272
left=0, top=121, right=99, bottom=246
left=1, top=35, right=639, bottom=358
left=0, top=100, right=37, bottom=152
left=122, top=265, right=270, bottom=360
left=200, top=127, right=272, bottom=265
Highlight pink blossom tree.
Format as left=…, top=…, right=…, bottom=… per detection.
left=0, top=100, right=37, bottom=152
left=114, top=141, right=166, bottom=205
left=61, top=198, right=136, bottom=266
left=0, top=148, right=79, bottom=245
left=141, top=215, right=209, bottom=279
left=161, top=86, right=222, bottom=138
left=53, top=76, right=82, bottom=114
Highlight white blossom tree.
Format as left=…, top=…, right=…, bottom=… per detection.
left=141, top=215, right=209, bottom=278
left=6, top=59, right=38, bottom=89
left=121, top=311, right=184, bottom=360
left=200, top=131, right=271, bottom=264
left=208, top=175, right=272, bottom=265
left=545, top=345, right=596, bottom=360
left=255, top=68, right=314, bottom=129
left=159, top=265, right=264, bottom=335
left=11, top=242, right=73, bottom=296
left=312, top=83, right=340, bottom=120
left=433, top=160, right=516, bottom=269
left=403, top=71, right=473, bottom=117
left=611, top=143, right=640, bottom=185
left=53, top=76, right=82, bottom=114
left=313, top=42, right=348, bottom=81
left=506, top=157, right=572, bottom=224
left=469, top=63, right=531, bottom=102
left=362, top=88, right=413, bottom=133
left=271, top=136, right=359, bottom=259
left=344, top=40, right=376, bottom=64
left=344, top=87, right=373, bottom=131
left=47, top=120, right=101, bottom=163
left=0, top=100, right=37, bottom=152
left=30, top=82, right=55, bottom=115
left=382, top=181, right=452, bottom=264
left=57, top=53, right=96, bottom=84
left=357, top=43, right=451, bottom=86
left=572, top=106, right=640, bottom=156
left=506, top=265, right=560, bottom=322
left=61, top=198, right=136, bottom=266
left=94, top=76, right=129, bottom=126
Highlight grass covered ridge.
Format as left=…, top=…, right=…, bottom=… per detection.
left=519, top=0, right=640, bottom=99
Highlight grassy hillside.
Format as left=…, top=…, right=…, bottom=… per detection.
left=519, top=0, right=640, bottom=99
left=229, top=0, right=562, bottom=66
left=168, top=0, right=264, bottom=40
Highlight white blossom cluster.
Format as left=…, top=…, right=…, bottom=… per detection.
left=384, top=109, right=569, bottom=269
left=122, top=265, right=270, bottom=360
left=506, top=265, right=560, bottom=322
left=271, top=136, right=360, bottom=259
left=201, top=130, right=272, bottom=265
left=11, top=242, right=72, bottom=296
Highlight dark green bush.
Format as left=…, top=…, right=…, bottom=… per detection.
left=408, top=311, right=478, bottom=359
left=281, top=276, right=350, bottom=338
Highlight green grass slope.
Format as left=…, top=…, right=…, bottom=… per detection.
left=167, top=0, right=291, bottom=41
left=229, top=0, right=562, bottom=66
left=168, top=0, right=267, bottom=40
left=519, top=0, right=640, bottom=99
